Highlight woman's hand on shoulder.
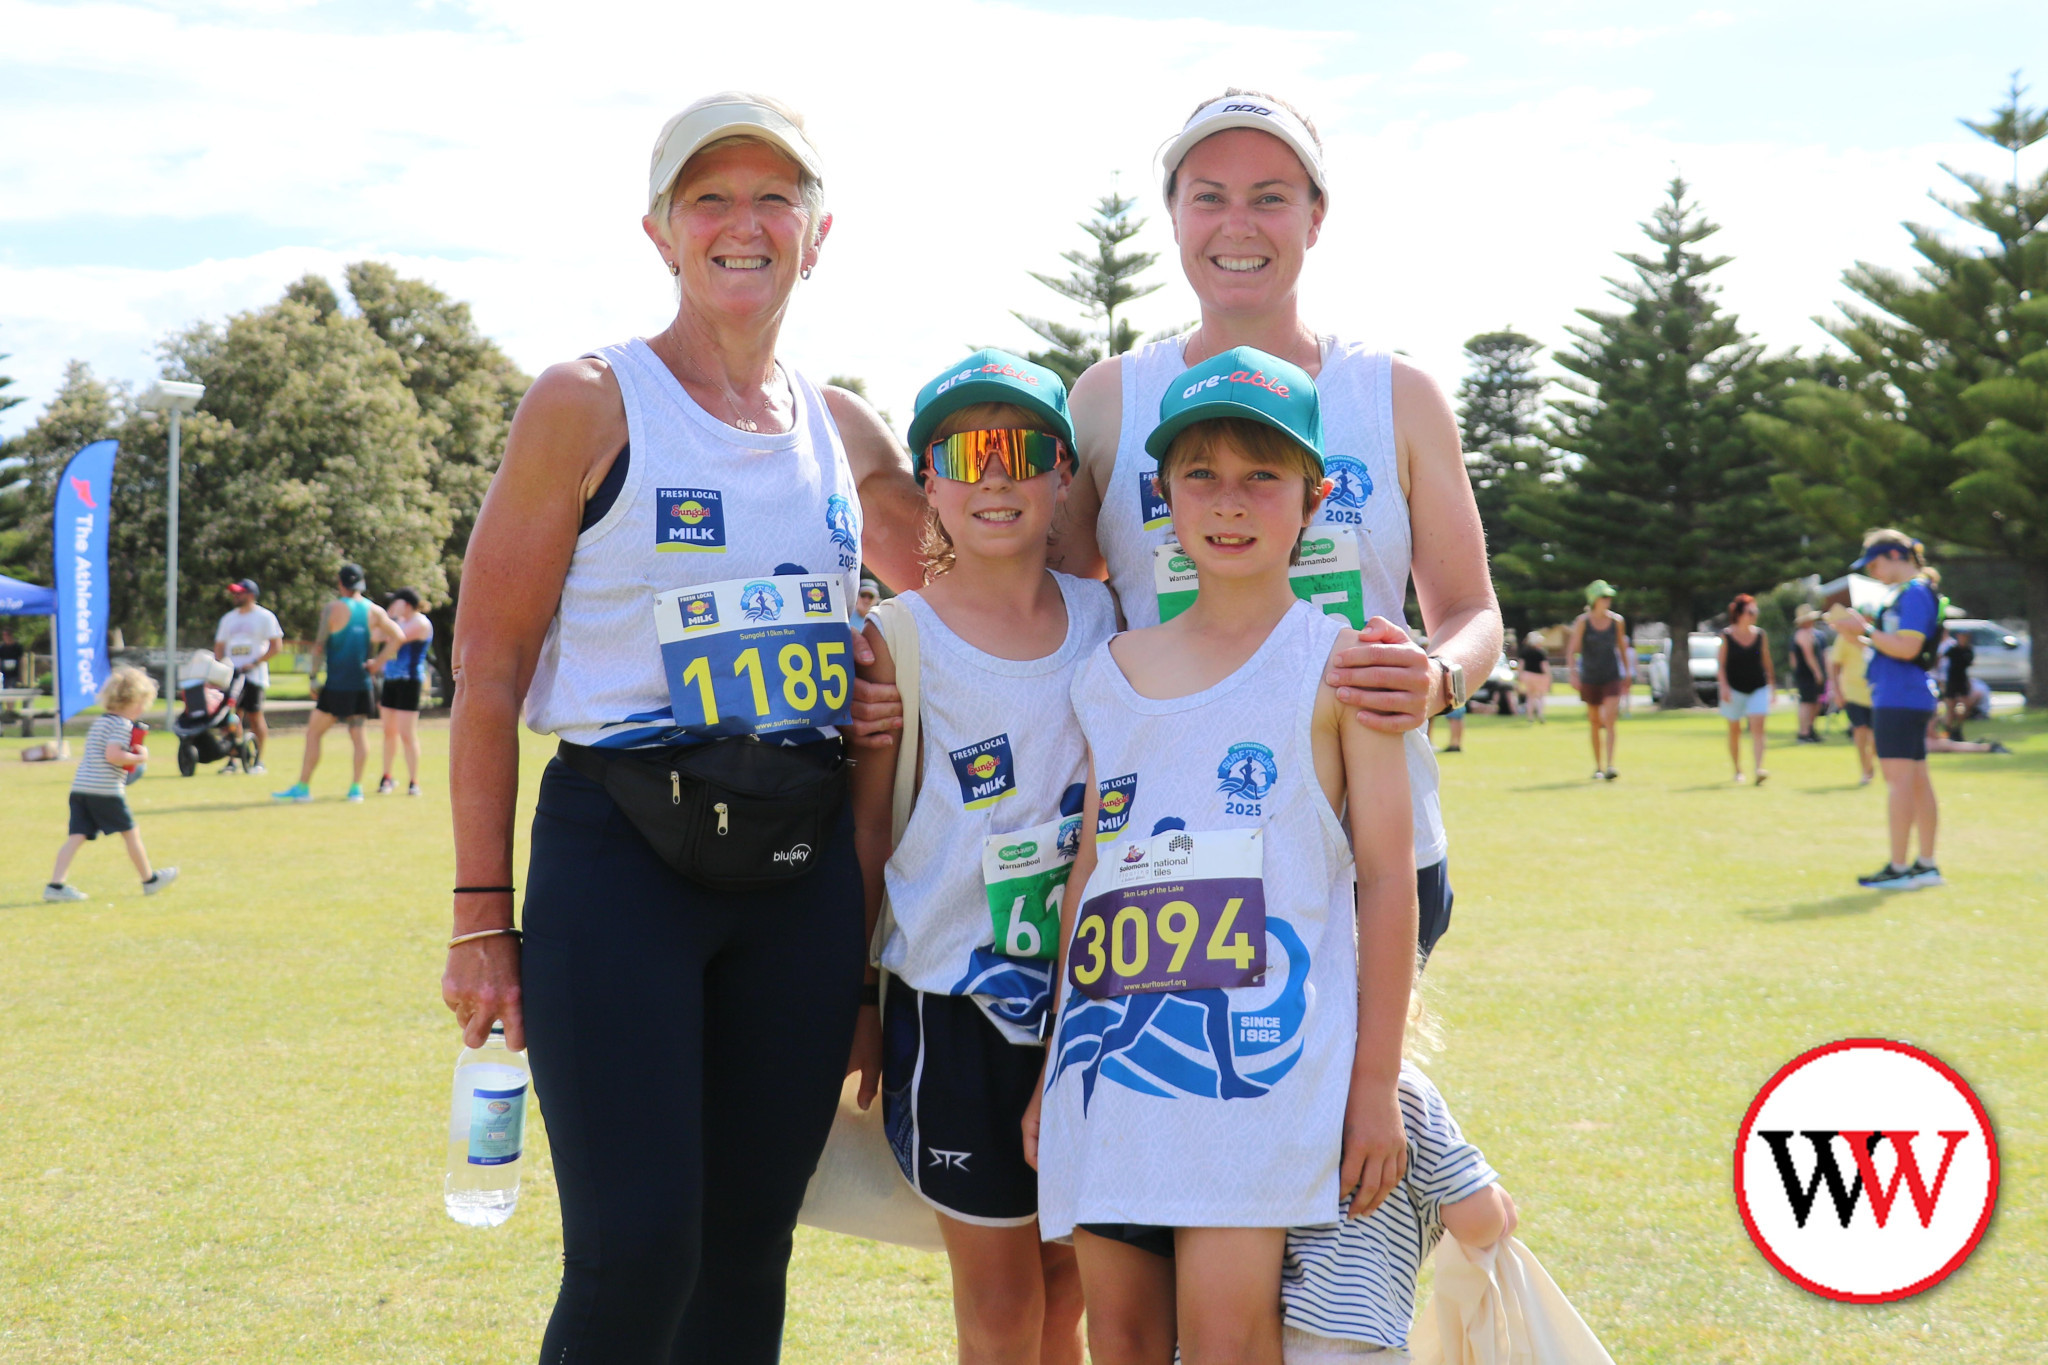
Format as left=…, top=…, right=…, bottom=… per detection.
left=848, top=617, right=902, bottom=750
left=1328, top=615, right=1433, bottom=733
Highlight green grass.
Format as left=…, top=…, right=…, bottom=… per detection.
left=1, top=707, right=2042, bottom=1362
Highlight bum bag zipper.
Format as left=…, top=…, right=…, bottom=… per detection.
left=714, top=802, right=729, bottom=835
left=670, top=771, right=680, bottom=805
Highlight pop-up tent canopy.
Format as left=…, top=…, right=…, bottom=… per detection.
left=0, top=572, right=56, bottom=615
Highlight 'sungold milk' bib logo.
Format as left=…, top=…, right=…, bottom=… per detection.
left=657, top=487, right=727, bottom=553
left=950, top=734, right=1016, bottom=810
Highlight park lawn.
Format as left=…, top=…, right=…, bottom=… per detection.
left=0, top=705, right=2042, bottom=1363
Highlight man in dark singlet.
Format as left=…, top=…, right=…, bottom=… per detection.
left=273, top=563, right=401, bottom=803
left=1566, top=580, right=1630, bottom=780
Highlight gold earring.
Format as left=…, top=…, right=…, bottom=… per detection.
left=667, top=260, right=679, bottom=277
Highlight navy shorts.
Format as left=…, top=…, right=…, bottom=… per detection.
left=379, top=678, right=421, bottom=712
left=69, top=791, right=134, bottom=838
left=315, top=686, right=377, bottom=721
left=1418, top=859, right=1454, bottom=962
left=1844, top=702, right=1872, bottom=730
left=1873, top=707, right=1930, bottom=761
left=882, top=979, right=1044, bottom=1225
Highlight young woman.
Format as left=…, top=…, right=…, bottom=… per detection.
left=850, top=352, right=1110, bottom=1365
left=376, top=587, right=433, bottom=795
left=1027, top=349, right=1415, bottom=1365
left=1836, top=530, right=1943, bottom=890
left=1790, top=605, right=1826, bottom=742
left=1565, top=581, right=1629, bottom=780
left=1517, top=631, right=1550, bottom=723
left=1717, top=594, right=1775, bottom=785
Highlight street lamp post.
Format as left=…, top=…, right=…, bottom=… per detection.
left=141, top=381, right=206, bottom=731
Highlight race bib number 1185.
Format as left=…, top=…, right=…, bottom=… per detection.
left=654, top=574, right=852, bottom=738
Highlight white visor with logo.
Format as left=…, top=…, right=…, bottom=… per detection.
left=1159, top=95, right=1327, bottom=206
left=648, top=96, right=824, bottom=215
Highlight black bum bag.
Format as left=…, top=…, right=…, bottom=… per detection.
left=558, top=735, right=848, bottom=892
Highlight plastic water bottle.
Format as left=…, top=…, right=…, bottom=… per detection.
left=444, top=1023, right=531, bottom=1227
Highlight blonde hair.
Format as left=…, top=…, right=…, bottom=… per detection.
left=916, top=402, right=1066, bottom=584
left=651, top=92, right=827, bottom=251
left=1156, top=418, right=1324, bottom=566
left=1861, top=527, right=1926, bottom=569
left=98, top=666, right=158, bottom=711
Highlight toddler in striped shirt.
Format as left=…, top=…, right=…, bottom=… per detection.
left=45, top=666, right=178, bottom=902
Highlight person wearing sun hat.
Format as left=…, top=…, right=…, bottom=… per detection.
left=440, top=91, right=930, bottom=1359
left=1048, top=86, right=1500, bottom=965
left=213, top=577, right=282, bottom=771
left=1566, top=578, right=1630, bottom=779
left=1790, top=602, right=1827, bottom=742
left=1031, top=342, right=1432, bottom=1365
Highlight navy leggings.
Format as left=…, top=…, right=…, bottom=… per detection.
left=522, top=757, right=865, bottom=1364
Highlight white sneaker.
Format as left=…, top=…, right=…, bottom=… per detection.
left=250, top=762, right=268, bottom=775
left=220, top=760, right=238, bottom=775
left=44, top=883, right=88, bottom=902
left=406, top=782, right=421, bottom=797
left=142, top=868, right=179, bottom=895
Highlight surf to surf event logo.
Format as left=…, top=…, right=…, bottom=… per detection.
left=1734, top=1038, right=1998, bottom=1303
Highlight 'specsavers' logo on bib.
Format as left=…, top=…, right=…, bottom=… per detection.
left=1320, top=456, right=1373, bottom=526
left=738, top=581, right=785, bottom=622
left=951, top=734, right=1016, bottom=810
left=1096, top=773, right=1138, bottom=842
left=800, top=580, right=833, bottom=616
left=677, top=591, right=719, bottom=631
left=1735, top=1038, right=1998, bottom=1303
left=656, top=487, right=726, bottom=553
left=1217, top=742, right=1279, bottom=801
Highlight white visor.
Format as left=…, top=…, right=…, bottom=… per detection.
left=1158, top=95, right=1327, bottom=206
left=648, top=96, right=824, bottom=214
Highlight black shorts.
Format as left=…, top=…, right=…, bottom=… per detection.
left=1843, top=702, right=1873, bottom=730
left=315, top=687, right=378, bottom=721
left=1873, top=707, right=1930, bottom=761
left=379, top=678, right=421, bottom=712
left=69, top=791, right=134, bottom=838
left=1796, top=674, right=1824, bottom=704
left=1077, top=1222, right=1177, bottom=1258
left=882, top=979, right=1043, bottom=1225
left=236, top=682, right=265, bottom=713
left=1944, top=673, right=1973, bottom=700
left=1418, top=859, right=1454, bottom=962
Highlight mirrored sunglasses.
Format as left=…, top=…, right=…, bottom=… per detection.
left=923, top=428, right=1067, bottom=483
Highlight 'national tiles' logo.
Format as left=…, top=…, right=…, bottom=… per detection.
left=950, top=734, right=1016, bottom=810
left=1735, top=1038, right=1997, bottom=1303
left=657, top=487, right=727, bottom=552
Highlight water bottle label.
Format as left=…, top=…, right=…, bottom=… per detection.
left=467, top=1084, right=527, bottom=1166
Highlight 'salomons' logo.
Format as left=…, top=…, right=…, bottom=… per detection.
left=739, top=581, right=784, bottom=622
left=1216, top=742, right=1279, bottom=800
left=1734, top=1038, right=1998, bottom=1303
left=1120, top=844, right=1146, bottom=865
left=656, top=486, right=727, bottom=552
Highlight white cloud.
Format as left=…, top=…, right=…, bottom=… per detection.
left=0, top=0, right=1989, bottom=446
left=1411, top=51, right=1469, bottom=74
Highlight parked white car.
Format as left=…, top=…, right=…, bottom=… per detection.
left=1648, top=634, right=1725, bottom=705
left=1944, top=619, right=2031, bottom=697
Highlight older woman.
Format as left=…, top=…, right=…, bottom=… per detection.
left=442, top=93, right=923, bottom=1362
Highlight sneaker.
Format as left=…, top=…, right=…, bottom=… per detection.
left=1754, top=769, right=1768, bottom=787
left=376, top=777, right=396, bottom=795
left=1591, top=769, right=1608, bottom=781
left=250, top=762, right=268, bottom=775
left=43, top=883, right=88, bottom=902
left=1857, top=862, right=1919, bottom=890
left=1859, top=772, right=1873, bottom=786
left=142, top=868, right=179, bottom=895
left=1908, top=860, right=1945, bottom=888
left=346, top=783, right=365, bottom=803
left=1604, top=769, right=1619, bottom=781
left=273, top=782, right=313, bottom=802
left=220, top=759, right=238, bottom=775
left=1733, top=771, right=1747, bottom=784
left=406, top=782, right=421, bottom=797
left=1443, top=745, right=1462, bottom=753
left=1987, top=740, right=2013, bottom=755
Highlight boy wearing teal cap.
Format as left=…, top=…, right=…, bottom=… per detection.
left=852, top=348, right=1111, bottom=1364
left=1027, top=347, right=1421, bottom=1364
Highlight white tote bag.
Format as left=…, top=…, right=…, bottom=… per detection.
left=796, top=600, right=946, bottom=1252
left=1407, top=1235, right=1614, bottom=1365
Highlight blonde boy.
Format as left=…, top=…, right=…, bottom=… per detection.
left=45, top=667, right=178, bottom=900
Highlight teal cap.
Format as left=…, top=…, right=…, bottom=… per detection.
left=906, top=349, right=1074, bottom=458
left=1144, top=346, right=1323, bottom=471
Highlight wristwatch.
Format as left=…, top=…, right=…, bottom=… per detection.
left=1429, top=655, right=1467, bottom=715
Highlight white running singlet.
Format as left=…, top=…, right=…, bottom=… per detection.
left=879, top=573, right=1117, bottom=1033
left=524, top=339, right=863, bottom=748
left=1095, top=334, right=1445, bottom=868
left=1037, top=601, right=1359, bottom=1236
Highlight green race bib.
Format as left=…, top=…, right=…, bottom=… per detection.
left=1152, top=527, right=1365, bottom=628
left=982, top=813, right=1081, bottom=960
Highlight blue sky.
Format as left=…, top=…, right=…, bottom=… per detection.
left=2, top=0, right=2042, bottom=439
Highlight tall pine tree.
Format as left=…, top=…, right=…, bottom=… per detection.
left=1516, top=179, right=1803, bottom=707
left=1014, top=191, right=1165, bottom=385
left=1455, top=330, right=1559, bottom=630
left=1752, top=79, right=2048, bottom=703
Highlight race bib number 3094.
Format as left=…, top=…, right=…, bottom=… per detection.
left=655, top=575, right=852, bottom=737
left=1071, top=827, right=1265, bottom=999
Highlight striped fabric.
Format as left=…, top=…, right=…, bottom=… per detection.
left=71, top=713, right=136, bottom=796
left=1281, top=1063, right=1500, bottom=1351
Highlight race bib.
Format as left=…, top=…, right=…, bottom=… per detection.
left=1070, top=826, right=1265, bottom=999
left=982, top=813, right=1081, bottom=960
left=226, top=639, right=258, bottom=662
left=654, top=574, right=852, bottom=738
left=1153, top=528, right=1365, bottom=629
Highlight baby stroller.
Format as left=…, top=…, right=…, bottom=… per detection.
left=172, top=650, right=255, bottom=777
